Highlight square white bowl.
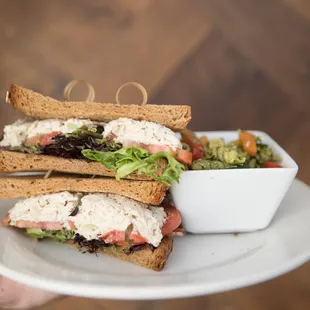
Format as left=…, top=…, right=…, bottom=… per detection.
left=171, top=131, right=298, bottom=234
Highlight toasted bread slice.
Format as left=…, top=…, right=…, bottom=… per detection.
left=6, top=84, right=191, bottom=131
left=0, top=176, right=167, bottom=205
left=68, top=235, right=173, bottom=271
left=0, top=150, right=167, bottom=181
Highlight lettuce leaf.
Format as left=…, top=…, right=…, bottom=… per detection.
left=26, top=228, right=75, bottom=243
left=82, top=147, right=185, bottom=186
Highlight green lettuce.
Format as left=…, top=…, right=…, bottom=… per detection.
left=82, top=146, right=185, bottom=186
left=26, top=228, right=75, bottom=243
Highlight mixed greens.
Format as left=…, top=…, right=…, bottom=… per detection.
left=25, top=227, right=155, bottom=254
left=82, top=147, right=185, bottom=186
left=22, top=209, right=155, bottom=254
left=41, top=126, right=122, bottom=159
left=3, top=126, right=186, bottom=186
left=182, top=129, right=282, bottom=170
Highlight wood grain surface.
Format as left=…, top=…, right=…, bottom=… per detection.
left=0, top=1, right=309, bottom=309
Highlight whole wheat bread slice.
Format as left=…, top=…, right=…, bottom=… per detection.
left=6, top=84, right=191, bottom=131
left=0, top=176, right=167, bottom=205
left=0, top=150, right=167, bottom=181
left=68, top=235, right=173, bottom=271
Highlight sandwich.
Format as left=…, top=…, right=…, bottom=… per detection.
left=0, top=84, right=192, bottom=185
left=0, top=82, right=188, bottom=271
left=0, top=176, right=182, bottom=271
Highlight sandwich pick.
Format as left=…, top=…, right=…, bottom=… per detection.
left=1, top=80, right=192, bottom=185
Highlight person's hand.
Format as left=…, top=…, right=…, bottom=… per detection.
left=0, top=275, right=62, bottom=309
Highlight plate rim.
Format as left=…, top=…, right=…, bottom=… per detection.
left=0, top=179, right=310, bottom=299
left=0, top=249, right=309, bottom=299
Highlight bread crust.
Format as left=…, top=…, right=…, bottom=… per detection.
left=68, top=235, right=174, bottom=271
left=0, top=150, right=167, bottom=181
left=7, top=84, right=191, bottom=131
left=0, top=176, right=168, bottom=205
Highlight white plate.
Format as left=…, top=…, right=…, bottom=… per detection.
left=0, top=179, right=310, bottom=300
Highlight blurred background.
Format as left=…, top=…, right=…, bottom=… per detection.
left=0, top=0, right=310, bottom=309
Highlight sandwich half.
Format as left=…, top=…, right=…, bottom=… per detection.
left=1, top=189, right=182, bottom=271
left=0, top=84, right=193, bottom=185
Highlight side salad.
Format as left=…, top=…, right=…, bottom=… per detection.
left=181, top=129, right=282, bottom=170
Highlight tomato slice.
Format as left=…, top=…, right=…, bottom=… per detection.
left=161, top=205, right=182, bottom=236
left=68, top=220, right=77, bottom=230
left=146, top=144, right=193, bottom=165
left=102, top=230, right=147, bottom=246
left=176, top=149, right=193, bottom=165
left=24, top=136, right=38, bottom=146
left=102, top=230, right=125, bottom=244
left=101, top=205, right=182, bottom=245
left=13, top=221, right=63, bottom=230
left=141, top=144, right=175, bottom=155
left=122, top=141, right=193, bottom=165
left=122, top=141, right=176, bottom=155
left=24, top=131, right=61, bottom=146
left=39, top=131, right=61, bottom=146
left=264, top=161, right=283, bottom=168
left=2, top=215, right=10, bottom=227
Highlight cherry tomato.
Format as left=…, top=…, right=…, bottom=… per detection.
left=239, top=130, right=257, bottom=156
left=264, top=161, right=283, bottom=168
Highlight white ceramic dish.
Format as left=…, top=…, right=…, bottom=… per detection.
left=171, top=131, right=298, bottom=234
left=0, top=179, right=309, bottom=299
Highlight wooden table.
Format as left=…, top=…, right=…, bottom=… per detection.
left=0, top=1, right=309, bottom=309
